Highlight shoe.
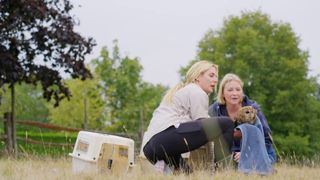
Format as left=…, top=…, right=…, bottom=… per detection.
left=163, top=163, right=173, bottom=175
left=154, top=160, right=165, bottom=174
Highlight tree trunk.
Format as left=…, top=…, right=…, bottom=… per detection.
left=10, top=84, right=17, bottom=157
left=140, top=107, right=144, bottom=140
left=4, top=112, right=13, bottom=154
left=83, top=97, right=88, bottom=130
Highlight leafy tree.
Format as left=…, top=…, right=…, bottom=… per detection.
left=0, top=83, right=49, bottom=122
left=0, top=0, right=95, bottom=106
left=94, top=41, right=166, bottom=134
left=47, top=76, right=105, bottom=129
left=122, top=82, right=166, bottom=137
left=317, top=81, right=320, bottom=100
left=189, top=11, right=320, bottom=156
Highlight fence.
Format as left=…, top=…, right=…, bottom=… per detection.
left=1, top=112, right=81, bottom=156
left=1, top=112, right=141, bottom=156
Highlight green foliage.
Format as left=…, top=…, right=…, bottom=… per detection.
left=317, top=82, right=320, bottom=100
left=16, top=131, right=77, bottom=143
left=0, top=130, right=77, bottom=157
left=93, top=41, right=166, bottom=134
left=47, top=76, right=105, bottom=129
left=192, top=11, right=320, bottom=157
left=274, top=133, right=311, bottom=157
left=18, top=131, right=76, bottom=157
left=0, top=83, right=49, bottom=122
left=0, top=0, right=95, bottom=106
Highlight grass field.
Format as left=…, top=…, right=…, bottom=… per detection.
left=0, top=130, right=77, bottom=157
left=1, top=129, right=319, bottom=179
left=0, top=156, right=319, bottom=180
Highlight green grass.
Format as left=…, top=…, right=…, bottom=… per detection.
left=1, top=130, right=77, bottom=157
left=17, top=131, right=77, bottom=143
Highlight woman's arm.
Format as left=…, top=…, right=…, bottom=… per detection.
left=189, top=88, right=210, bottom=120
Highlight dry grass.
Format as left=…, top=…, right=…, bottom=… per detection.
left=0, top=157, right=319, bottom=180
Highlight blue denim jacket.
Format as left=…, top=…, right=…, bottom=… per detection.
left=209, top=95, right=277, bottom=164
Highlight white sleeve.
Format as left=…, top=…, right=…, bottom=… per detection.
left=189, top=89, right=209, bottom=120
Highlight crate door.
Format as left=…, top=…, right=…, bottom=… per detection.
left=98, top=143, right=129, bottom=174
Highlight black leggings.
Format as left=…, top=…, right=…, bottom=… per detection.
left=143, top=117, right=234, bottom=168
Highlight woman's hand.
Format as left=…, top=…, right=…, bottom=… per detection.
left=234, top=152, right=241, bottom=163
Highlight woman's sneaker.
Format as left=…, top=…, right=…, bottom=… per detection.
left=154, top=160, right=165, bottom=174
left=154, top=160, right=173, bottom=175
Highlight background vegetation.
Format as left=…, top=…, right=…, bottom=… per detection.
left=192, top=11, right=320, bottom=158
left=0, top=0, right=319, bottom=162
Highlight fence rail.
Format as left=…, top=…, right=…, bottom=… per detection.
left=2, top=117, right=141, bottom=155
left=1, top=115, right=80, bottom=154
left=16, top=136, right=74, bottom=147
left=16, top=120, right=81, bottom=132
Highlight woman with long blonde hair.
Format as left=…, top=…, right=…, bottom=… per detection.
left=141, top=60, right=234, bottom=174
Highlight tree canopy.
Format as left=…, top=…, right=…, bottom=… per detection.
left=47, top=75, right=105, bottom=129
left=188, top=11, right=320, bottom=156
left=0, top=83, right=49, bottom=122
left=94, top=41, right=166, bottom=134
left=0, top=0, right=95, bottom=106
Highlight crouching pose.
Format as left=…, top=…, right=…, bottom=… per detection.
left=209, top=73, right=277, bottom=175
left=140, top=60, right=234, bottom=174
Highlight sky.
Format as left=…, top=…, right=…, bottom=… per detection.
left=70, top=0, right=320, bottom=87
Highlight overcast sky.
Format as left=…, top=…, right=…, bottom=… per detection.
left=70, top=0, right=320, bottom=87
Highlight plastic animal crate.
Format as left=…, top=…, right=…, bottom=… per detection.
left=69, top=131, right=135, bottom=174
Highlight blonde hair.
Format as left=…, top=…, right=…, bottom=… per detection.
left=162, top=60, right=218, bottom=104
left=217, top=73, right=244, bottom=104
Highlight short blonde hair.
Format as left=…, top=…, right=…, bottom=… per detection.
left=217, top=73, right=244, bottom=104
left=162, top=60, right=218, bottom=104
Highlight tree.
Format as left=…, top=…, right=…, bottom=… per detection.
left=0, top=0, right=95, bottom=155
left=190, top=11, right=320, bottom=156
left=0, top=0, right=95, bottom=106
left=0, top=83, right=49, bottom=122
left=317, top=81, right=320, bottom=100
left=47, top=76, right=105, bottom=129
left=123, top=82, right=166, bottom=137
left=94, top=42, right=166, bottom=134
